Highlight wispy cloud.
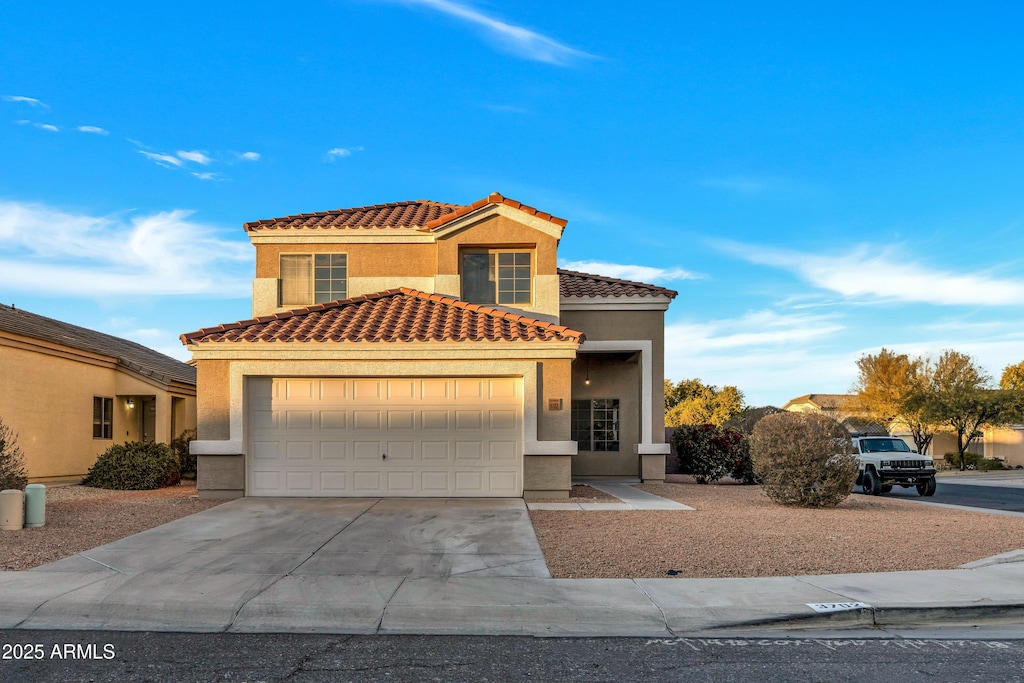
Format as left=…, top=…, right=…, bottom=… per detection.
left=191, top=172, right=221, bottom=181
left=700, top=177, right=772, bottom=195
left=35, top=123, right=59, bottom=132
left=326, top=146, right=363, bottom=161
left=393, top=0, right=594, bottom=65
left=0, top=199, right=251, bottom=297
left=237, top=151, right=261, bottom=161
left=559, top=260, right=700, bottom=283
left=719, top=241, right=1024, bottom=307
left=177, top=150, right=211, bottom=165
left=76, top=125, right=109, bottom=135
left=139, top=150, right=184, bottom=168
left=2, top=95, right=49, bottom=108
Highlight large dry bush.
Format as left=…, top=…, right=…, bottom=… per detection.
left=750, top=412, right=858, bottom=508
left=0, top=417, right=28, bottom=490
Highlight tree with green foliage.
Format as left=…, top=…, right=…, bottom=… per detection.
left=0, top=417, right=29, bottom=490
left=853, top=348, right=937, bottom=455
left=913, top=351, right=1018, bottom=469
left=1002, top=361, right=1024, bottom=391
left=664, top=378, right=744, bottom=427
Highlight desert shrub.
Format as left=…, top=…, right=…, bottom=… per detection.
left=170, top=429, right=197, bottom=478
left=0, top=417, right=28, bottom=490
left=729, top=438, right=759, bottom=484
left=82, top=441, right=181, bottom=490
left=672, top=424, right=747, bottom=484
left=750, top=412, right=858, bottom=508
left=943, top=452, right=1004, bottom=471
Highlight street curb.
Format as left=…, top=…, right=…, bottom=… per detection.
left=714, top=604, right=1024, bottom=633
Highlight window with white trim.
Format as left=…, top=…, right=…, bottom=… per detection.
left=461, top=249, right=532, bottom=305
left=280, top=253, right=347, bottom=306
left=571, top=399, right=620, bottom=451
left=93, top=396, right=113, bottom=439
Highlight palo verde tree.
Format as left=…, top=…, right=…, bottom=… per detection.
left=912, top=351, right=1018, bottom=469
left=853, top=348, right=937, bottom=455
left=664, top=378, right=744, bottom=427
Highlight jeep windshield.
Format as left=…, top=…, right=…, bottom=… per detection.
left=859, top=439, right=912, bottom=453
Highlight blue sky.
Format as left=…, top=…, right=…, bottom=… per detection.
left=2, top=1, right=1023, bottom=407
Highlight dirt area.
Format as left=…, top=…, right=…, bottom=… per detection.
left=0, top=482, right=223, bottom=571
left=530, top=475, right=1024, bottom=579
left=529, top=484, right=619, bottom=503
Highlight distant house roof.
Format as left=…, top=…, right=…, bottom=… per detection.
left=243, top=192, right=567, bottom=233
left=558, top=269, right=679, bottom=299
left=181, top=288, right=584, bottom=345
left=783, top=393, right=859, bottom=412
left=0, top=304, right=196, bottom=386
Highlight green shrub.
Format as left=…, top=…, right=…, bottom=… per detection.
left=170, top=429, right=197, bottom=479
left=672, top=424, right=748, bottom=484
left=82, top=441, right=181, bottom=490
left=750, top=412, right=859, bottom=508
left=0, top=417, right=28, bottom=490
left=943, top=452, right=1004, bottom=470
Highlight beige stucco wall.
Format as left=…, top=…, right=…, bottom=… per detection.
left=930, top=428, right=1024, bottom=466
left=255, top=242, right=436, bottom=279
left=537, top=359, right=572, bottom=442
left=196, top=359, right=232, bottom=440
left=0, top=340, right=196, bottom=481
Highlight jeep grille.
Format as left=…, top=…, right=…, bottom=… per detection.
left=886, top=460, right=929, bottom=469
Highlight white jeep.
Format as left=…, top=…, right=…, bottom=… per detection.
left=852, top=435, right=937, bottom=497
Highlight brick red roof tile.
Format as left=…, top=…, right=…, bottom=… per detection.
left=181, top=289, right=584, bottom=345
left=243, top=193, right=566, bottom=232
left=557, top=269, right=679, bottom=299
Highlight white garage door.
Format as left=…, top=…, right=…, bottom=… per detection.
left=246, top=377, right=523, bottom=497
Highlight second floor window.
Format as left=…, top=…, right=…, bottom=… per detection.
left=280, top=254, right=347, bottom=306
left=462, top=250, right=532, bottom=305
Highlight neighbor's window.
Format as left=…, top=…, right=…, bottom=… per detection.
left=461, top=250, right=532, bottom=305
left=571, top=399, right=620, bottom=452
left=93, top=397, right=113, bottom=439
left=280, top=254, right=347, bottom=306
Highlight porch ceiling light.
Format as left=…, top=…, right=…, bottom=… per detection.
left=584, top=355, right=590, bottom=386
left=126, top=399, right=135, bottom=409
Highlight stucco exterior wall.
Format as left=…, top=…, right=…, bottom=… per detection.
left=255, top=242, right=436, bottom=279
left=0, top=343, right=117, bottom=480
left=537, top=359, right=572, bottom=442
left=196, top=359, right=232, bottom=440
left=0, top=341, right=196, bottom=481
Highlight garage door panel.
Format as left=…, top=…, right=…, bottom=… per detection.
left=286, top=441, right=314, bottom=461
left=387, top=410, right=415, bottom=430
left=353, top=441, right=382, bottom=460
left=421, top=410, right=449, bottom=429
left=247, top=377, right=522, bottom=497
left=320, top=441, right=348, bottom=460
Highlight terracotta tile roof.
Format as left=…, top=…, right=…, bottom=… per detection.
left=181, top=288, right=584, bottom=344
left=558, top=269, right=679, bottom=299
left=0, top=304, right=196, bottom=385
left=244, top=201, right=460, bottom=232
left=423, top=192, right=567, bottom=230
left=242, top=193, right=566, bottom=232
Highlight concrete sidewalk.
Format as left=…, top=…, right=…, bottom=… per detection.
left=4, top=492, right=1024, bottom=637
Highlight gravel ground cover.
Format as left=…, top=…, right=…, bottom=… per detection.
left=530, top=475, right=1024, bottom=579
left=0, top=482, right=223, bottom=571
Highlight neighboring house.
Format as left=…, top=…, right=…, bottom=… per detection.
left=0, top=305, right=197, bottom=482
left=781, top=393, right=886, bottom=435
left=181, top=193, right=677, bottom=499
left=782, top=392, right=1024, bottom=465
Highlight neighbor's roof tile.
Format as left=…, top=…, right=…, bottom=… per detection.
left=558, top=269, right=678, bottom=299
left=181, top=289, right=584, bottom=344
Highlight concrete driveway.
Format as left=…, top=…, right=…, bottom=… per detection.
left=33, top=497, right=551, bottom=579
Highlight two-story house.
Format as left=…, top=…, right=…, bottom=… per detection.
left=181, top=193, right=676, bottom=499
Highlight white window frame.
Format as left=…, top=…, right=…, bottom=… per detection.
left=460, top=248, right=533, bottom=305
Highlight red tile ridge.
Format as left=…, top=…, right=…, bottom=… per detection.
left=422, top=192, right=568, bottom=231
left=243, top=200, right=460, bottom=232
left=557, top=268, right=680, bottom=299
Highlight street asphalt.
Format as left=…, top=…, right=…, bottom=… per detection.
left=3, top=475, right=1024, bottom=637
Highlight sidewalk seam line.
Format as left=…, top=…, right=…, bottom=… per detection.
left=632, top=579, right=676, bottom=637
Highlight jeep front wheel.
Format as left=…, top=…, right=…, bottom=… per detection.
left=862, top=470, right=881, bottom=495
left=917, top=477, right=937, bottom=497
